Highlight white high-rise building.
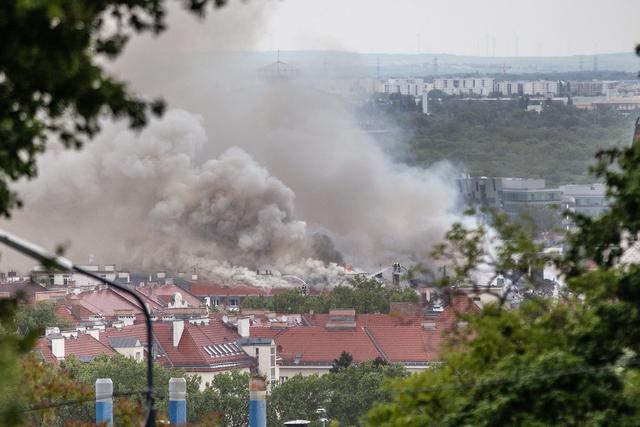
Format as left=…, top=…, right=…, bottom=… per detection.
left=433, top=78, right=495, bottom=96
left=495, top=80, right=560, bottom=97
left=376, top=78, right=425, bottom=96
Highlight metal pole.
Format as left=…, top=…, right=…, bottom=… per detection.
left=0, top=229, right=156, bottom=426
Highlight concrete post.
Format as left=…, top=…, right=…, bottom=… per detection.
left=249, top=377, right=267, bottom=427
left=95, top=378, right=113, bottom=426
left=169, top=377, right=187, bottom=425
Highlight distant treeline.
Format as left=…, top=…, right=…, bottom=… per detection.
left=361, top=95, right=636, bottom=186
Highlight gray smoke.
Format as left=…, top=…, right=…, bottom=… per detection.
left=0, top=3, right=463, bottom=287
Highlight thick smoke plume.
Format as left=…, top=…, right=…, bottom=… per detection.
left=0, top=4, right=463, bottom=287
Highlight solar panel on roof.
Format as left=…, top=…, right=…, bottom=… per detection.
left=203, top=346, right=213, bottom=356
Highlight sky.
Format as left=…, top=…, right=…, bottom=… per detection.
left=254, top=0, right=640, bottom=56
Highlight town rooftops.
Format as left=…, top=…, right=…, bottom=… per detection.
left=108, top=336, right=140, bottom=348
left=36, top=333, right=115, bottom=365
left=237, top=337, right=273, bottom=346
left=276, top=326, right=380, bottom=365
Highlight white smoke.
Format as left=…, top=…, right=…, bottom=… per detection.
left=0, top=3, right=464, bottom=287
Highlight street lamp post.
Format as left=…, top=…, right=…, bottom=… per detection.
left=316, top=407, right=328, bottom=427
left=0, top=229, right=156, bottom=426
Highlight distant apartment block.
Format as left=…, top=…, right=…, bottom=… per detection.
left=569, top=81, right=604, bottom=97
left=376, top=78, right=425, bottom=96
left=434, top=78, right=494, bottom=96
left=495, top=80, right=560, bottom=97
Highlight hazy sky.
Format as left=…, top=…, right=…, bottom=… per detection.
left=255, top=0, right=640, bottom=56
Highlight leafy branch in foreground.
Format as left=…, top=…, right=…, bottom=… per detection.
left=366, top=87, right=640, bottom=426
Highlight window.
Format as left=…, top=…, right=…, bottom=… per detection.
left=229, top=297, right=239, bottom=307
left=255, top=348, right=260, bottom=357
left=271, top=346, right=276, bottom=366
left=135, top=351, right=141, bottom=361
left=279, top=376, right=287, bottom=383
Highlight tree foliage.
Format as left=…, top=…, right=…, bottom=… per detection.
left=362, top=95, right=634, bottom=186
left=13, top=301, right=70, bottom=337
left=365, top=97, right=640, bottom=425
left=242, top=277, right=419, bottom=314
left=0, top=2, right=229, bottom=423
left=268, top=361, right=408, bottom=426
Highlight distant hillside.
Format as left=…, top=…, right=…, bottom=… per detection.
left=255, top=50, right=640, bottom=76
left=361, top=96, right=637, bottom=186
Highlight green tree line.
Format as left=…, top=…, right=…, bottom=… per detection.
left=242, top=277, right=419, bottom=314
left=362, top=95, right=635, bottom=186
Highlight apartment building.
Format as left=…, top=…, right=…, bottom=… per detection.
left=495, top=80, right=560, bottom=97
left=376, top=78, right=425, bottom=96
left=434, top=78, right=495, bottom=96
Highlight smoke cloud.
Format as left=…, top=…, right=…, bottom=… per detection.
left=0, top=3, right=463, bottom=287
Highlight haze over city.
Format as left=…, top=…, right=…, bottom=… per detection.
left=2, top=1, right=640, bottom=426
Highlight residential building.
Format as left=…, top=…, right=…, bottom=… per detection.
left=434, top=78, right=495, bottom=96
left=0, top=280, right=67, bottom=304
left=37, top=317, right=258, bottom=388
left=375, top=78, right=425, bottom=96
left=495, top=80, right=560, bottom=97
left=31, top=264, right=130, bottom=289
left=569, top=81, right=604, bottom=97
left=246, top=297, right=477, bottom=380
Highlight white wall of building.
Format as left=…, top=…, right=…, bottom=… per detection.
left=376, top=78, right=425, bottom=96
left=434, top=78, right=495, bottom=96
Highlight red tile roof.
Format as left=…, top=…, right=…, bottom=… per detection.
left=276, top=326, right=381, bottom=365
left=135, top=284, right=203, bottom=308
left=69, top=289, right=140, bottom=318
left=273, top=295, right=478, bottom=366
left=305, top=313, right=421, bottom=328
left=366, top=327, right=442, bottom=363
left=101, top=320, right=255, bottom=373
left=36, top=334, right=115, bottom=365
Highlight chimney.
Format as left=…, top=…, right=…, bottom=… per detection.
left=51, top=335, right=65, bottom=359
left=238, top=317, right=250, bottom=338
left=87, top=328, right=100, bottom=341
left=173, top=320, right=184, bottom=347
left=392, top=262, right=401, bottom=287
left=45, top=326, right=60, bottom=337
